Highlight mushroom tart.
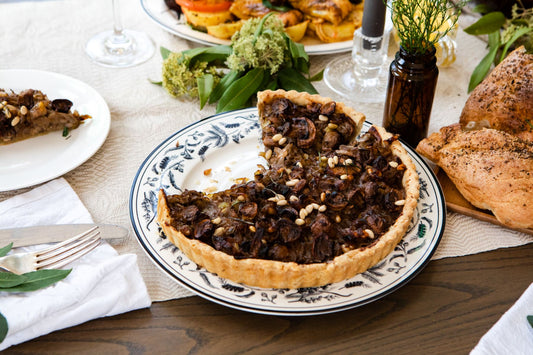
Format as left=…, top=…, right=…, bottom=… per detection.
left=0, top=88, right=90, bottom=145
left=158, top=90, right=419, bottom=288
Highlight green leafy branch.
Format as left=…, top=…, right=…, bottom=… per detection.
left=388, top=0, right=465, bottom=55
left=464, top=2, right=533, bottom=91
left=0, top=243, right=71, bottom=344
left=157, top=13, right=320, bottom=113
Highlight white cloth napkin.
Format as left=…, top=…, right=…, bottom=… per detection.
left=471, top=282, right=533, bottom=354
left=0, top=178, right=151, bottom=350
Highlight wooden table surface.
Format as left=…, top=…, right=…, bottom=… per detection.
left=6, top=243, right=533, bottom=354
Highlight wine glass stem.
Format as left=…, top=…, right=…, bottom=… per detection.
left=112, top=0, right=123, bottom=35
left=106, top=0, right=133, bottom=55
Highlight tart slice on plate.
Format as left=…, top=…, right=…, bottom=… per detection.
left=158, top=90, right=419, bottom=289
left=0, top=88, right=90, bottom=145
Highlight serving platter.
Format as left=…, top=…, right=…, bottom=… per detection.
left=0, top=69, right=110, bottom=192
left=140, top=0, right=354, bottom=55
left=130, top=108, right=446, bottom=316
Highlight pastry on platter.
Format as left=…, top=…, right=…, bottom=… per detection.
left=0, top=88, right=90, bottom=145
left=417, top=124, right=533, bottom=229
left=158, top=90, right=419, bottom=288
left=460, top=46, right=533, bottom=142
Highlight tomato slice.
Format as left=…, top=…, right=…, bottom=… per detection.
left=175, top=0, right=232, bottom=12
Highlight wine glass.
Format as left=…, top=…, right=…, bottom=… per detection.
left=85, top=0, right=155, bottom=68
left=324, top=21, right=392, bottom=104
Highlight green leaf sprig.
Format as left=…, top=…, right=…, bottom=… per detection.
left=159, top=13, right=318, bottom=113
left=464, top=2, right=533, bottom=91
left=0, top=243, right=72, bottom=344
left=528, top=315, right=533, bottom=328
left=388, top=0, right=465, bottom=55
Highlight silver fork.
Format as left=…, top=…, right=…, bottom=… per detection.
left=0, top=226, right=101, bottom=275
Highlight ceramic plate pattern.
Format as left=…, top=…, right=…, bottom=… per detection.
left=130, top=108, right=445, bottom=316
left=0, top=69, right=110, bottom=191
left=140, top=0, right=353, bottom=55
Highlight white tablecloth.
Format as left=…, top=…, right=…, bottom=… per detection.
left=1, top=0, right=531, bottom=301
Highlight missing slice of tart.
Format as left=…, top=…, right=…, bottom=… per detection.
left=0, top=88, right=91, bottom=145
left=158, top=90, right=419, bottom=289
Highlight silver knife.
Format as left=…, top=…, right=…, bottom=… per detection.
left=0, top=224, right=128, bottom=248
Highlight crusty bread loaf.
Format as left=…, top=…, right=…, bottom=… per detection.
left=417, top=124, right=533, bottom=229
left=460, top=46, right=533, bottom=142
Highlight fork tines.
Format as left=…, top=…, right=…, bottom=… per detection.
left=35, top=226, right=102, bottom=270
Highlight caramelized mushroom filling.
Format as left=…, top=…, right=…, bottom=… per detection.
left=165, top=98, right=407, bottom=264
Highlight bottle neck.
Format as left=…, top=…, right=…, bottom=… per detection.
left=395, top=46, right=437, bottom=71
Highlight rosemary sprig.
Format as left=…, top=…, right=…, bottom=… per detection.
left=388, top=0, right=464, bottom=55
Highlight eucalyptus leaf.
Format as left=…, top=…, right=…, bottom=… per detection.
left=0, top=243, right=12, bottom=257
left=278, top=67, right=318, bottom=94
left=0, top=269, right=71, bottom=293
left=0, top=272, right=27, bottom=288
left=197, top=74, right=215, bottom=110
left=464, top=12, right=506, bottom=35
left=468, top=31, right=500, bottom=92
left=216, top=68, right=265, bottom=113
left=499, top=27, right=533, bottom=63
left=149, top=79, right=162, bottom=86
left=0, top=312, right=7, bottom=344
left=160, top=46, right=172, bottom=60
left=209, top=70, right=241, bottom=104
left=528, top=315, right=533, bottom=327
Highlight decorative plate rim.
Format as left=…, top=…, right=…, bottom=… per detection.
left=129, top=107, right=446, bottom=316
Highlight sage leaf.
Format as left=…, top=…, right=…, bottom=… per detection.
left=0, top=243, right=12, bottom=257
left=278, top=67, right=318, bottom=94
left=528, top=315, right=533, bottom=327
left=197, top=74, right=215, bottom=110
left=160, top=46, right=172, bottom=60
left=0, top=269, right=71, bottom=293
left=499, top=27, right=533, bottom=63
left=209, top=70, right=241, bottom=104
left=216, top=68, right=265, bottom=113
left=464, top=12, right=506, bottom=35
left=468, top=31, right=500, bottom=92
left=0, top=312, right=7, bottom=344
left=0, top=272, right=27, bottom=288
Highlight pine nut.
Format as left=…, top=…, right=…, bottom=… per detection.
left=395, top=199, right=406, bottom=206
left=212, top=217, right=221, bottom=224
left=277, top=199, right=288, bottom=206
left=318, top=205, right=327, bottom=212
left=272, top=133, right=282, bottom=142
left=318, top=114, right=329, bottom=122
left=295, top=218, right=305, bottom=225
left=278, top=137, right=287, bottom=145
left=389, top=161, right=398, bottom=168
left=364, top=229, right=375, bottom=239
left=11, top=116, right=20, bottom=126
left=265, top=149, right=272, bottom=160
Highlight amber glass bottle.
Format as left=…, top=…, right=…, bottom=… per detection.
left=382, top=46, right=438, bottom=148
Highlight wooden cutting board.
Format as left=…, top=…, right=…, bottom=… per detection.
left=436, top=169, right=533, bottom=236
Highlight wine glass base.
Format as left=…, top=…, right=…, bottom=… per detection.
left=324, top=55, right=388, bottom=104
left=85, top=29, right=155, bottom=68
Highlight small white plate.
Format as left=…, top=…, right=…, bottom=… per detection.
left=140, top=0, right=353, bottom=55
left=130, top=108, right=446, bottom=316
left=0, top=69, right=110, bottom=191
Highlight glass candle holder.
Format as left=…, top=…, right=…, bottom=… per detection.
left=324, top=25, right=391, bottom=103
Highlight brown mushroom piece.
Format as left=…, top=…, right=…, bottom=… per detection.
left=239, top=201, right=258, bottom=219
left=194, top=219, right=214, bottom=240
left=322, top=130, right=341, bottom=150
left=292, top=117, right=316, bottom=148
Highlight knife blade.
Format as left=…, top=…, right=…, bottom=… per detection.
left=0, top=224, right=128, bottom=248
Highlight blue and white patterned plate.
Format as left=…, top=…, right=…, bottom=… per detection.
left=129, top=108, right=446, bottom=316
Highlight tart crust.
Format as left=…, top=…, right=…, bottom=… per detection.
left=158, top=90, right=419, bottom=289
